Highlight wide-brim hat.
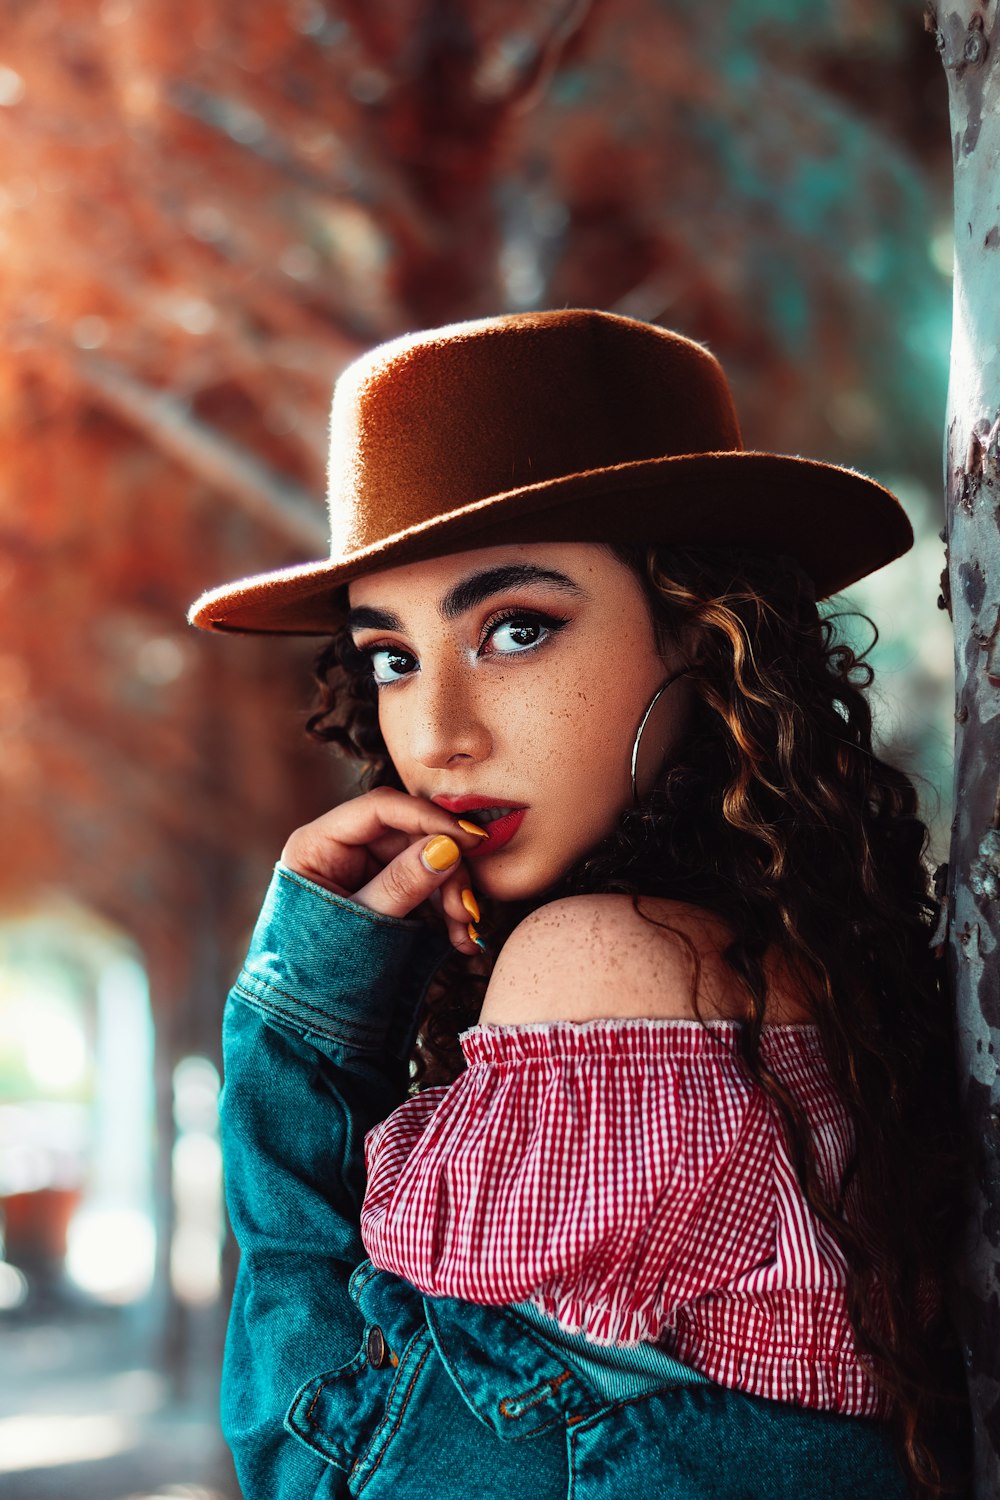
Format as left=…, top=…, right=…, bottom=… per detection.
left=187, top=308, right=912, bottom=634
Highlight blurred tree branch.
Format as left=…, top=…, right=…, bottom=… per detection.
left=78, top=354, right=326, bottom=549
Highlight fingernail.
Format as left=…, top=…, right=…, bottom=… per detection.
left=461, top=888, right=481, bottom=923
left=467, top=923, right=488, bottom=952
left=457, top=818, right=490, bottom=840
left=422, top=835, right=461, bottom=872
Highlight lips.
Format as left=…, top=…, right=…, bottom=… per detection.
left=462, top=808, right=526, bottom=854
left=432, top=795, right=528, bottom=854
left=432, top=795, right=527, bottom=814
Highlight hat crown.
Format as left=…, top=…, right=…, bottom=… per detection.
left=188, top=307, right=912, bottom=634
left=326, top=310, right=743, bottom=556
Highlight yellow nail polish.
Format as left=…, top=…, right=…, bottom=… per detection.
left=422, top=835, right=460, bottom=871
left=467, top=923, right=487, bottom=952
left=457, top=818, right=490, bottom=839
left=461, top=888, right=481, bottom=923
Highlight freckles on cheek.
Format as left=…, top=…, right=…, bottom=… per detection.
left=542, top=687, right=622, bottom=776
left=376, top=710, right=408, bottom=781
left=572, top=677, right=620, bottom=743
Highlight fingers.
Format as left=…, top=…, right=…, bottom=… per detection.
left=432, top=876, right=485, bottom=957
left=281, top=788, right=490, bottom=953
left=316, top=787, right=479, bottom=852
left=280, top=787, right=486, bottom=898
left=353, top=832, right=471, bottom=924
left=353, top=834, right=490, bottom=963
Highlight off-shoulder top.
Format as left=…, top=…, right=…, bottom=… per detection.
left=360, top=1017, right=894, bottom=1418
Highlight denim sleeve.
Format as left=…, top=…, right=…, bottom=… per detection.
left=219, top=861, right=450, bottom=1499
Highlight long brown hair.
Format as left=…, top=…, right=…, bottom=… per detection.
left=305, top=542, right=970, bottom=1498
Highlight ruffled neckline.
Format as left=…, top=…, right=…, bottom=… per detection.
left=459, top=1015, right=823, bottom=1066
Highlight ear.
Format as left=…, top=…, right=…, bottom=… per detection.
left=656, top=619, right=698, bottom=672
left=675, top=619, right=703, bottom=667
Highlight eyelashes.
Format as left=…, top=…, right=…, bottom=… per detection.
left=479, top=607, right=569, bottom=657
left=366, top=644, right=418, bottom=686
left=352, top=608, right=570, bottom=687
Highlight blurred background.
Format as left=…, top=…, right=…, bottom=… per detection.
left=0, top=2, right=957, bottom=1496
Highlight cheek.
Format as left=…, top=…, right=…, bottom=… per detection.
left=568, top=669, right=672, bottom=817
left=564, top=649, right=660, bottom=749
left=515, top=663, right=642, bottom=782
left=374, top=700, right=409, bottom=778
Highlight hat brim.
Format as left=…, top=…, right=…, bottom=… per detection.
left=187, top=451, right=913, bottom=634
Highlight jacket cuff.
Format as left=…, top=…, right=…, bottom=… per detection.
left=232, top=862, right=450, bottom=1061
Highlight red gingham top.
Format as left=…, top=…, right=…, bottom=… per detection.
left=360, top=1017, right=897, bottom=1418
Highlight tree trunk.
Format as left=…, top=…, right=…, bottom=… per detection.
left=932, top=4, right=1000, bottom=1493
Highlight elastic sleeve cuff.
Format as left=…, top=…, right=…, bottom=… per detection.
left=232, top=861, right=451, bottom=1060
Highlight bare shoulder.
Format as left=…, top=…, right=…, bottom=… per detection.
left=478, top=894, right=753, bottom=1027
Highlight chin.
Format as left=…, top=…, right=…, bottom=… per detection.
left=472, top=847, right=582, bottom=906
left=471, top=864, right=544, bottom=905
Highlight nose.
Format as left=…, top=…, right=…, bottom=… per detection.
left=408, top=660, right=493, bottom=770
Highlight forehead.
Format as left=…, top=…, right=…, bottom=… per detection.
left=346, top=541, right=614, bottom=608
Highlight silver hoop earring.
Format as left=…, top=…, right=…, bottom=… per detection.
left=630, top=667, right=691, bottom=806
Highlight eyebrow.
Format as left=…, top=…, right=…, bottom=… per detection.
left=346, top=563, right=587, bottom=634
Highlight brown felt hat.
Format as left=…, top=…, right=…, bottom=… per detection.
left=187, top=308, right=912, bottom=634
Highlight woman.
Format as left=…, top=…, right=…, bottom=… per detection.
left=188, top=310, right=970, bottom=1499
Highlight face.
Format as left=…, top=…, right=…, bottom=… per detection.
left=346, top=542, right=693, bottom=902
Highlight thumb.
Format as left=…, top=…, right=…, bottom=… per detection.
left=352, top=833, right=464, bottom=919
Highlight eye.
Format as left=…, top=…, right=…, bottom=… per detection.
left=362, top=645, right=418, bottom=685
left=480, top=609, right=568, bottom=657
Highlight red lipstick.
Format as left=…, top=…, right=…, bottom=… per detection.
left=432, top=795, right=528, bottom=854
left=432, top=795, right=527, bottom=814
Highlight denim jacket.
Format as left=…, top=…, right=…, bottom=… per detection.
left=220, top=862, right=914, bottom=1500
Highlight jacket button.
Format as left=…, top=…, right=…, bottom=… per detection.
left=367, top=1325, right=388, bottom=1368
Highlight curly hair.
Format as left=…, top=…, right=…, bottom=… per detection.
left=304, top=542, right=970, bottom=1499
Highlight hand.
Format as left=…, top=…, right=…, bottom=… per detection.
left=280, top=787, right=487, bottom=955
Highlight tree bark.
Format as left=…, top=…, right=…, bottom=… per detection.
left=932, top=4, right=1000, bottom=1493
